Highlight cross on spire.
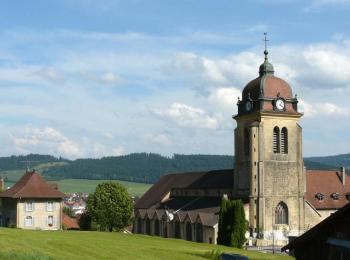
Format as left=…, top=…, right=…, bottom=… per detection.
left=263, top=32, right=269, bottom=60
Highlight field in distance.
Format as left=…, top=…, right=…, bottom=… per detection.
left=0, top=228, right=292, bottom=260
left=1, top=169, right=151, bottom=196
left=51, top=179, right=151, bottom=196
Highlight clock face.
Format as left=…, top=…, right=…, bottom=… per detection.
left=275, top=99, right=285, bottom=110
left=245, top=101, right=252, bottom=111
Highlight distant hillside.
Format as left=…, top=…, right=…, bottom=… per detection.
left=0, top=154, right=68, bottom=171
left=0, top=153, right=347, bottom=184
left=306, top=153, right=350, bottom=169
left=42, top=153, right=234, bottom=183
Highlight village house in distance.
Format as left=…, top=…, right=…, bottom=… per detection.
left=0, top=170, right=65, bottom=230
left=133, top=43, right=350, bottom=246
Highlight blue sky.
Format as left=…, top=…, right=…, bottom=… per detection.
left=0, top=0, right=349, bottom=158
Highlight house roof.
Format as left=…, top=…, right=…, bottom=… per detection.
left=62, top=213, right=80, bottom=230
left=0, top=170, right=65, bottom=199
left=305, top=170, right=350, bottom=209
left=282, top=202, right=350, bottom=251
left=135, top=169, right=233, bottom=209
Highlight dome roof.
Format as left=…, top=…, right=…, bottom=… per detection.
left=242, top=74, right=293, bottom=101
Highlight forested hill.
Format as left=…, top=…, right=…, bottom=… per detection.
left=0, top=153, right=347, bottom=184
left=42, top=153, right=234, bottom=183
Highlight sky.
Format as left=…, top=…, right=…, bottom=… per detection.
left=0, top=0, right=349, bottom=159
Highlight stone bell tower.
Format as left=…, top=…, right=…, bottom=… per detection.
left=233, top=37, right=305, bottom=244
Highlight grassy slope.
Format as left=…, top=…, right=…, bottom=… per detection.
left=0, top=228, right=292, bottom=260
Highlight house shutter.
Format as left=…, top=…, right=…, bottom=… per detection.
left=32, top=202, right=35, bottom=211
left=32, top=216, right=35, bottom=227
left=45, top=216, right=48, bottom=226
left=53, top=201, right=56, bottom=211
left=23, top=217, right=26, bottom=226
left=53, top=216, right=56, bottom=227
left=23, top=202, right=26, bottom=212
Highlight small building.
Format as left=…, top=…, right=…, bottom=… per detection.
left=282, top=202, right=350, bottom=260
left=0, top=170, right=65, bottom=230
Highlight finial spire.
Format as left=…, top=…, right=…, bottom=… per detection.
left=259, top=32, right=274, bottom=76
left=263, top=32, right=269, bottom=60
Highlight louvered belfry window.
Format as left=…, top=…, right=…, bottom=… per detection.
left=275, top=202, right=288, bottom=225
left=281, top=127, right=288, bottom=154
left=244, top=128, right=250, bottom=155
left=273, top=127, right=280, bottom=153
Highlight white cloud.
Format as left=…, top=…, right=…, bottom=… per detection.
left=112, top=146, right=125, bottom=156
left=303, top=0, right=350, bottom=12
left=208, top=87, right=241, bottom=113
left=80, top=70, right=123, bottom=85
left=11, top=127, right=81, bottom=158
left=144, top=133, right=173, bottom=146
left=299, top=99, right=350, bottom=117
left=153, top=103, right=219, bottom=129
left=34, top=67, right=64, bottom=83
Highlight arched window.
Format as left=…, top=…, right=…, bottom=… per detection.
left=244, top=128, right=250, bottom=155
left=273, top=127, right=280, bottom=153
left=137, top=218, right=142, bottom=233
left=195, top=223, right=203, bottom=242
left=275, top=202, right=288, bottom=225
left=281, top=127, right=288, bottom=154
left=154, top=219, right=160, bottom=236
left=145, top=218, right=151, bottom=235
left=186, top=222, right=192, bottom=241
left=174, top=221, right=181, bottom=238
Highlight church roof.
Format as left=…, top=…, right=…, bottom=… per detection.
left=0, top=170, right=65, bottom=199
left=134, top=169, right=233, bottom=209
left=305, top=170, right=350, bottom=209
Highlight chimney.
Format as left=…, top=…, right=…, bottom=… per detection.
left=340, top=167, right=346, bottom=185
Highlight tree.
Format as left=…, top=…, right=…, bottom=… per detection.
left=86, top=182, right=133, bottom=232
left=63, top=206, right=75, bottom=218
left=78, top=212, right=92, bottom=231
left=217, top=198, right=246, bottom=248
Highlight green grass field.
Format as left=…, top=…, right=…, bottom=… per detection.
left=0, top=228, right=292, bottom=260
left=1, top=169, right=151, bottom=197
left=50, top=179, right=151, bottom=196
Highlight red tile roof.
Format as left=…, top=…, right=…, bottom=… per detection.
left=62, top=213, right=79, bottom=230
left=305, top=170, right=350, bottom=209
left=0, top=170, right=65, bottom=198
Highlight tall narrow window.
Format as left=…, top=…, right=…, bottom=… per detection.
left=281, top=127, right=288, bottom=154
left=273, top=127, right=280, bottom=153
left=244, top=128, right=250, bottom=155
left=24, top=216, right=33, bottom=227
left=275, top=202, right=288, bottom=224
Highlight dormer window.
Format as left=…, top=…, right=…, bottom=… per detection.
left=315, top=192, right=324, bottom=201
left=331, top=192, right=340, bottom=200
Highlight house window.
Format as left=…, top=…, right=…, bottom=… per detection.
left=273, top=127, right=280, bottom=153
left=47, top=216, right=54, bottom=227
left=24, top=216, right=33, bottom=226
left=281, top=127, right=288, bottom=154
left=275, top=202, right=288, bottom=225
left=25, top=202, right=34, bottom=212
left=47, top=201, right=54, bottom=212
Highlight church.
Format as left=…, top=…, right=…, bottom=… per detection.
left=133, top=45, right=350, bottom=246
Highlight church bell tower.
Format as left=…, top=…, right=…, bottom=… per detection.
left=233, top=35, right=305, bottom=243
